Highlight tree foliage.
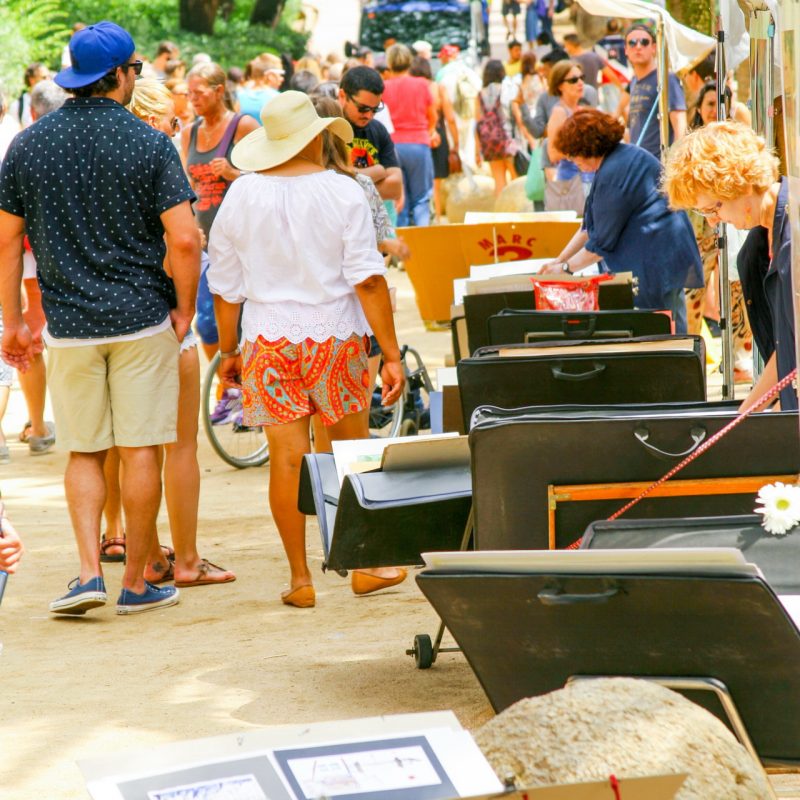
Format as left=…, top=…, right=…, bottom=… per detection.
left=0, top=0, right=309, bottom=102
left=0, top=0, right=69, bottom=97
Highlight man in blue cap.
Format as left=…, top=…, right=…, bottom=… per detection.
left=0, top=21, right=201, bottom=616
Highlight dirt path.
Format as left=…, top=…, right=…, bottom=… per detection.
left=0, top=270, right=493, bottom=799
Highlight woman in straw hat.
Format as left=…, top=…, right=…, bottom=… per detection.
left=208, top=91, right=406, bottom=608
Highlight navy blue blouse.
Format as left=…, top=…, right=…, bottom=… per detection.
left=583, top=143, right=703, bottom=309
left=737, top=179, right=796, bottom=410
left=0, top=97, right=195, bottom=339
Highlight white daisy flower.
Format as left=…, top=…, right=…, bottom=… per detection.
left=755, top=482, right=800, bottom=536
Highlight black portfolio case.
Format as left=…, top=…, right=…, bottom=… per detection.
left=463, top=283, right=634, bottom=354
left=487, top=309, right=670, bottom=346
left=581, top=514, right=800, bottom=594
left=299, top=454, right=472, bottom=571
left=458, top=336, right=706, bottom=429
left=416, top=566, right=800, bottom=765
left=468, top=403, right=800, bottom=550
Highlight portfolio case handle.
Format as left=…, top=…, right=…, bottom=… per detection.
left=561, top=316, right=596, bottom=338
left=537, top=585, right=620, bottom=605
left=551, top=361, right=606, bottom=381
left=634, top=425, right=707, bottom=460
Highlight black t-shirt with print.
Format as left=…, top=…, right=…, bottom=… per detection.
left=347, top=118, right=400, bottom=170
left=0, top=97, right=195, bottom=339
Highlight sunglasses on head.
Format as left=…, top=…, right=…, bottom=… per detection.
left=626, top=37, right=653, bottom=47
left=347, top=94, right=384, bottom=115
left=563, top=74, right=584, bottom=84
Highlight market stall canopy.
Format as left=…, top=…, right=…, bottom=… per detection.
left=575, top=0, right=716, bottom=71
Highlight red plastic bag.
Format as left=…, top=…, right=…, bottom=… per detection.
left=532, top=274, right=613, bottom=311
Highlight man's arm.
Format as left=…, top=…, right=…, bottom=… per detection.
left=670, top=109, right=687, bottom=141
left=161, top=201, right=201, bottom=342
left=0, top=210, right=35, bottom=371
left=375, top=166, right=403, bottom=202
left=356, top=164, right=388, bottom=184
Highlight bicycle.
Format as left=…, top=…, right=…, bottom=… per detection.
left=202, top=345, right=434, bottom=469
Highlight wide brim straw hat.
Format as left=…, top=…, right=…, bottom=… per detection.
left=232, top=90, right=353, bottom=172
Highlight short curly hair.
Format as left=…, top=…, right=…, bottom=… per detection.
left=663, top=121, right=779, bottom=209
left=554, top=108, right=624, bottom=158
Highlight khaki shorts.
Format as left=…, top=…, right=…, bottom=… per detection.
left=47, top=328, right=180, bottom=452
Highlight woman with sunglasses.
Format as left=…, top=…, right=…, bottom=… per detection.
left=665, top=121, right=794, bottom=411
left=541, top=108, right=702, bottom=333
left=97, top=78, right=237, bottom=588
left=544, top=60, right=590, bottom=214
left=683, top=81, right=754, bottom=385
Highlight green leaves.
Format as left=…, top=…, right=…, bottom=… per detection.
left=0, top=0, right=69, bottom=98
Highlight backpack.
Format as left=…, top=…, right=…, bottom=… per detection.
left=476, top=92, right=515, bottom=161
left=454, top=70, right=479, bottom=119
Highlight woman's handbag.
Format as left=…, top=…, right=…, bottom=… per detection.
left=525, top=146, right=545, bottom=202
left=448, top=151, right=463, bottom=175
left=513, top=148, right=531, bottom=177
left=544, top=173, right=585, bottom=214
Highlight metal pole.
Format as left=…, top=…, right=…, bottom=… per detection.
left=656, top=18, right=670, bottom=164
left=748, top=10, right=775, bottom=381
left=716, top=12, right=735, bottom=399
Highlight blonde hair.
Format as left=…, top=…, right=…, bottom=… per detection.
left=663, top=120, right=779, bottom=209
left=186, top=61, right=227, bottom=89
left=310, top=95, right=356, bottom=180
left=295, top=57, right=322, bottom=79
left=387, top=43, right=413, bottom=72
left=128, top=77, right=172, bottom=120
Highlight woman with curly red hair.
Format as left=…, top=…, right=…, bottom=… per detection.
left=541, top=107, right=702, bottom=333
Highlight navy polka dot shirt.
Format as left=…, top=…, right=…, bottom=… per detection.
left=0, top=97, right=196, bottom=339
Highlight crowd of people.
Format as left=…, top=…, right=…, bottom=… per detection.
left=0, top=9, right=793, bottom=611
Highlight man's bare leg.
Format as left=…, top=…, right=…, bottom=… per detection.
left=117, top=445, right=162, bottom=593
left=18, top=353, right=47, bottom=438
left=64, top=450, right=108, bottom=583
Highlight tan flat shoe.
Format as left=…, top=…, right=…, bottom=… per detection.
left=281, top=585, right=316, bottom=608
left=351, top=569, right=407, bottom=596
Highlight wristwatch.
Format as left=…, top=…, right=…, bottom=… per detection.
left=561, top=262, right=573, bottom=274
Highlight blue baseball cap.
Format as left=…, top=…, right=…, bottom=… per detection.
left=55, top=21, right=136, bottom=90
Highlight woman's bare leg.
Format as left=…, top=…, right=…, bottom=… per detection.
left=265, top=417, right=313, bottom=592
left=489, top=160, right=507, bottom=196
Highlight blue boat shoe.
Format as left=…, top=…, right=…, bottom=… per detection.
left=49, top=576, right=107, bottom=615
left=116, top=582, right=180, bottom=615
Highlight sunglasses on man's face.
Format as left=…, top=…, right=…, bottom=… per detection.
left=124, top=60, right=144, bottom=75
left=563, top=75, right=584, bottom=84
left=626, top=37, right=653, bottom=48
left=347, top=94, right=384, bottom=115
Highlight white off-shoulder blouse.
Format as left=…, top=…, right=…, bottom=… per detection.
left=207, top=169, right=386, bottom=344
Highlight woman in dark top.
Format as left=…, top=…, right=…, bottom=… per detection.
left=541, top=108, right=702, bottom=333
left=664, top=121, right=794, bottom=411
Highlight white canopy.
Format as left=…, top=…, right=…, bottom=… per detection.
left=575, top=0, right=716, bottom=71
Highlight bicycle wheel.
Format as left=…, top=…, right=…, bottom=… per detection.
left=202, top=352, right=269, bottom=468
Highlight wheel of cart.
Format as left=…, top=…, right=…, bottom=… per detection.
left=406, top=505, right=474, bottom=669
left=202, top=351, right=269, bottom=469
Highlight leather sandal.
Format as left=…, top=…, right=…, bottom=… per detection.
left=351, top=568, right=407, bottom=596
left=99, top=535, right=126, bottom=563
left=281, top=585, right=316, bottom=608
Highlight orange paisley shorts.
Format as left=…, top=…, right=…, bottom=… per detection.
left=242, top=334, right=370, bottom=427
